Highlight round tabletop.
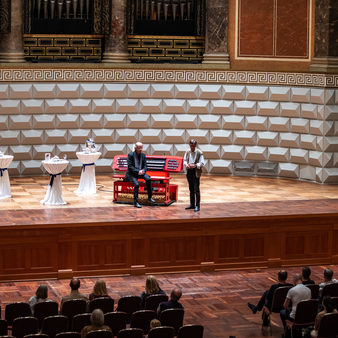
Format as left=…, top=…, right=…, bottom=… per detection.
left=42, top=160, right=69, bottom=175
left=76, top=151, right=101, bottom=164
left=0, top=155, right=14, bottom=169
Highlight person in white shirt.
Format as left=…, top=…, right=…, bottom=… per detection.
left=280, top=274, right=311, bottom=329
left=183, top=139, right=205, bottom=212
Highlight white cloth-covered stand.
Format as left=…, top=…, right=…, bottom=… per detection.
left=75, top=152, right=101, bottom=195
left=0, top=155, right=14, bottom=199
left=41, top=160, right=69, bottom=205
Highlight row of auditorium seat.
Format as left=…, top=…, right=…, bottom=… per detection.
left=0, top=296, right=202, bottom=338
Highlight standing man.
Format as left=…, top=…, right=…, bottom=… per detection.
left=125, top=142, right=155, bottom=208
left=184, top=139, right=204, bottom=212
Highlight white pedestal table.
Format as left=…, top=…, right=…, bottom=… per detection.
left=41, top=160, right=69, bottom=205
left=0, top=155, right=14, bottom=199
left=74, top=151, right=101, bottom=195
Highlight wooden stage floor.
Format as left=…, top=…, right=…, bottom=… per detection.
left=1, top=173, right=338, bottom=211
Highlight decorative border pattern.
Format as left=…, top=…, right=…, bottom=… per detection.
left=0, top=69, right=337, bottom=87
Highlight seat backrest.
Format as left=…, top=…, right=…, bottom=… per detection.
left=317, top=312, right=338, bottom=337
left=33, top=301, right=59, bottom=328
left=322, top=283, right=338, bottom=298
left=89, top=297, right=115, bottom=314
left=72, top=313, right=91, bottom=332
left=144, top=295, right=169, bottom=312
left=117, top=328, right=143, bottom=338
left=0, top=319, right=8, bottom=336
left=5, top=302, right=32, bottom=325
left=331, top=297, right=338, bottom=310
left=305, top=284, right=319, bottom=300
left=177, top=324, right=204, bottom=338
left=104, top=311, right=127, bottom=336
left=61, top=299, right=88, bottom=320
left=271, top=286, right=293, bottom=313
left=86, top=330, right=113, bottom=338
left=55, top=332, right=81, bottom=338
left=12, top=317, right=38, bottom=338
left=24, top=334, right=49, bottom=338
left=116, top=297, right=142, bottom=323
left=41, top=315, right=69, bottom=338
left=293, top=299, right=318, bottom=325
left=159, top=308, right=184, bottom=335
left=147, top=326, right=175, bottom=338
left=130, top=310, right=156, bottom=334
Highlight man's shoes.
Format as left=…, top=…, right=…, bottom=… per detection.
left=134, top=202, right=142, bottom=208
left=194, top=206, right=200, bottom=212
left=148, top=197, right=155, bottom=203
left=185, top=205, right=195, bottom=210
left=248, top=303, right=257, bottom=314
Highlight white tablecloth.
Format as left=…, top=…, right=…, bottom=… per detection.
left=0, top=155, right=14, bottom=199
left=74, top=152, right=101, bottom=195
left=41, top=160, right=69, bottom=205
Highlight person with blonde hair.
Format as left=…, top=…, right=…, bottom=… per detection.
left=140, top=275, right=166, bottom=308
left=81, top=309, right=111, bottom=338
left=89, top=280, right=111, bottom=301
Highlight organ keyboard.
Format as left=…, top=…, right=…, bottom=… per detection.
left=112, top=154, right=183, bottom=206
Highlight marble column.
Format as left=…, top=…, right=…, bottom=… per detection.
left=0, top=0, right=25, bottom=63
left=202, top=0, right=230, bottom=66
left=310, top=0, right=338, bottom=73
left=103, top=0, right=130, bottom=63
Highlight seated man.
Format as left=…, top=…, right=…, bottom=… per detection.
left=125, top=142, right=155, bottom=208
left=61, top=278, right=88, bottom=312
left=319, top=268, right=338, bottom=297
left=157, top=287, right=183, bottom=317
left=248, top=270, right=292, bottom=326
left=280, top=273, right=311, bottom=329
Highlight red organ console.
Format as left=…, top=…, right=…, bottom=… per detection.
left=112, top=155, right=183, bottom=206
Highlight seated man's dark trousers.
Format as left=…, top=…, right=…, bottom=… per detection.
left=187, top=168, right=200, bottom=208
left=127, top=174, right=152, bottom=204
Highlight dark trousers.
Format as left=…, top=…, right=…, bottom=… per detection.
left=126, top=174, right=152, bottom=204
left=186, top=168, right=200, bottom=207
left=280, top=309, right=293, bottom=328
left=256, top=290, right=269, bottom=311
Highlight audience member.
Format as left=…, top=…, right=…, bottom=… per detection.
left=61, top=278, right=88, bottom=311
left=301, top=266, right=315, bottom=284
left=149, top=319, right=161, bottom=329
left=319, top=268, right=338, bottom=297
left=280, top=274, right=311, bottom=329
left=89, top=280, right=111, bottom=301
left=247, top=270, right=292, bottom=325
left=140, top=275, right=166, bottom=308
left=28, top=284, right=49, bottom=311
left=81, top=309, right=111, bottom=338
left=157, top=287, right=183, bottom=316
left=311, top=296, right=337, bottom=338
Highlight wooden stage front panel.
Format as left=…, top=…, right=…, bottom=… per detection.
left=0, top=199, right=338, bottom=281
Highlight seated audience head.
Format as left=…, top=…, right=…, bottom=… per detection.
left=149, top=319, right=161, bottom=329
left=324, top=268, right=334, bottom=282
left=36, top=284, right=48, bottom=300
left=293, top=273, right=302, bottom=285
left=302, top=266, right=312, bottom=281
left=322, top=296, right=336, bottom=313
left=277, top=270, right=288, bottom=282
left=91, top=309, right=105, bottom=327
left=145, top=275, right=161, bottom=294
left=93, top=280, right=108, bottom=297
left=70, top=278, right=81, bottom=291
left=170, top=287, right=182, bottom=302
